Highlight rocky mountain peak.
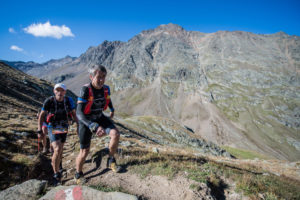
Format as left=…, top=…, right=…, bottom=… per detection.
left=156, top=23, right=185, bottom=32
left=274, top=31, right=289, bottom=36
left=5, top=24, right=300, bottom=161
left=85, top=40, right=123, bottom=53
left=139, top=23, right=187, bottom=40
left=99, top=40, right=123, bottom=48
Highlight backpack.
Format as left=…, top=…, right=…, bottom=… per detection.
left=83, top=83, right=111, bottom=115
left=46, top=96, right=72, bottom=124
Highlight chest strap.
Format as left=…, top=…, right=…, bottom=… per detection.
left=46, top=96, right=70, bottom=123
left=83, top=84, right=110, bottom=114
left=84, top=85, right=94, bottom=114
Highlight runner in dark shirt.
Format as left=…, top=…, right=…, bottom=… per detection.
left=74, top=64, right=120, bottom=185
left=77, top=84, right=114, bottom=127
left=38, top=83, right=78, bottom=186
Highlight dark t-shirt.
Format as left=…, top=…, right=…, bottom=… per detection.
left=77, top=84, right=114, bottom=126
left=42, top=96, right=75, bottom=126
left=80, top=85, right=105, bottom=116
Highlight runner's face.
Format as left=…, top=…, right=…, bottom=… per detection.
left=54, top=88, right=66, bottom=101
left=90, top=70, right=106, bottom=89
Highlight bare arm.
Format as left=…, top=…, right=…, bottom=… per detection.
left=71, top=109, right=79, bottom=135
left=38, top=110, right=47, bottom=131
left=71, top=109, right=78, bottom=124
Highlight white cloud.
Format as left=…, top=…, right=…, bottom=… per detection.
left=10, top=45, right=23, bottom=52
left=9, top=28, right=16, bottom=33
left=23, top=21, right=75, bottom=39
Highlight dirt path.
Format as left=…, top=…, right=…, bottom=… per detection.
left=36, top=121, right=300, bottom=200
left=62, top=152, right=207, bottom=200
left=54, top=125, right=216, bottom=200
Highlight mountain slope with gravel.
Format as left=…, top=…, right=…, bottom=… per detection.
left=35, top=24, right=300, bottom=161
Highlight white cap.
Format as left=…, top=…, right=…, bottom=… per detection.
left=54, top=83, right=67, bottom=91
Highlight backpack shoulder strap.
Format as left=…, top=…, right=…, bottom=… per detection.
left=46, top=96, right=57, bottom=123
left=51, top=96, right=57, bottom=114
left=103, top=85, right=111, bottom=111
left=63, top=97, right=70, bottom=122
left=84, top=83, right=94, bottom=114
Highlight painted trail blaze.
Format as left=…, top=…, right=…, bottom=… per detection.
left=54, top=186, right=83, bottom=200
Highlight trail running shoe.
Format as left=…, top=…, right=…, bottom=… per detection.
left=74, top=171, right=86, bottom=185
left=107, top=157, right=121, bottom=173
left=53, top=172, right=61, bottom=186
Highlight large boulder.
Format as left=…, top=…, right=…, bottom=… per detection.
left=39, top=185, right=138, bottom=200
left=0, top=179, right=47, bottom=200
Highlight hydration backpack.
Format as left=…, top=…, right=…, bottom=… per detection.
left=46, top=96, right=72, bottom=123
left=83, top=83, right=111, bottom=115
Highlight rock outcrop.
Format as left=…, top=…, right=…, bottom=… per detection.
left=40, top=185, right=137, bottom=200
left=0, top=179, right=47, bottom=200
left=0, top=180, right=138, bottom=200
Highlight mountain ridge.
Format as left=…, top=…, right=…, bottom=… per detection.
left=2, top=23, right=300, bottom=161
left=1, top=25, right=300, bottom=199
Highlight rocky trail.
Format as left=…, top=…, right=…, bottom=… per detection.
left=17, top=118, right=254, bottom=200
left=45, top=123, right=222, bottom=200
left=1, top=115, right=300, bottom=199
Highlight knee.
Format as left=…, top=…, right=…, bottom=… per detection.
left=109, top=129, right=119, bottom=139
left=53, top=144, right=62, bottom=153
left=81, top=148, right=90, bottom=158
left=53, top=145, right=60, bottom=153
left=42, top=127, right=48, bottom=134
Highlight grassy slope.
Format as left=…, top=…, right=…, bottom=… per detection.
left=204, top=78, right=300, bottom=161
left=0, top=62, right=77, bottom=190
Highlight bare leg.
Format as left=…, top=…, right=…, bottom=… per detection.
left=51, top=141, right=63, bottom=173
left=109, top=129, right=120, bottom=157
left=76, top=148, right=90, bottom=173
left=42, top=126, right=50, bottom=152
left=59, top=142, right=65, bottom=169
left=42, top=135, right=47, bottom=150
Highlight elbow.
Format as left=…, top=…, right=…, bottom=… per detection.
left=76, top=111, right=82, bottom=122
left=76, top=107, right=85, bottom=123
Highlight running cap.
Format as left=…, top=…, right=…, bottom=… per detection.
left=54, top=83, right=67, bottom=91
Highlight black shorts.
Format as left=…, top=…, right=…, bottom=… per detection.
left=78, top=114, right=116, bottom=149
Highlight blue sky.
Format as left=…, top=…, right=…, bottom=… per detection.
left=0, top=0, right=299, bottom=63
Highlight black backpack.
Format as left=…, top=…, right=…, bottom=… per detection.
left=46, top=96, right=72, bottom=124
